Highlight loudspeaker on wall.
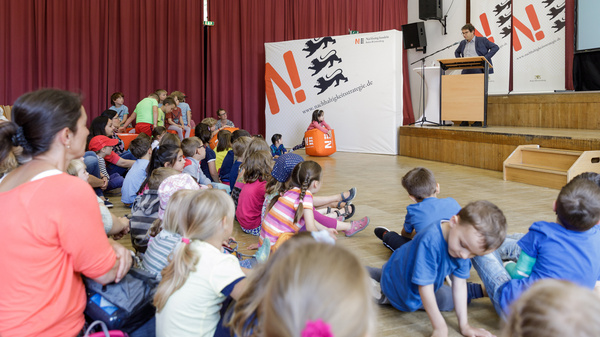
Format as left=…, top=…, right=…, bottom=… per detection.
left=402, top=22, right=427, bottom=50
left=419, top=0, right=443, bottom=20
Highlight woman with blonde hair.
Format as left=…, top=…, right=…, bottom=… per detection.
left=262, top=241, right=375, bottom=337
left=503, top=279, right=600, bottom=337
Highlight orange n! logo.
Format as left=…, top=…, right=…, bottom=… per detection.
left=513, top=4, right=545, bottom=52
left=474, top=13, right=495, bottom=43
left=265, top=51, right=306, bottom=115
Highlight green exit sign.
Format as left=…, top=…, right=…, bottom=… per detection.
left=350, top=30, right=359, bottom=34
left=204, top=21, right=215, bottom=26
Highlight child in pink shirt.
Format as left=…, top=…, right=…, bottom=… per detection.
left=236, top=150, right=272, bottom=236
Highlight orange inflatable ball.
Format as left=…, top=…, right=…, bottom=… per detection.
left=209, top=127, right=239, bottom=149
left=304, top=129, right=336, bottom=157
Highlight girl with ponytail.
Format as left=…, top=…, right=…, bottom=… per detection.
left=154, top=189, right=247, bottom=337
left=259, top=160, right=370, bottom=251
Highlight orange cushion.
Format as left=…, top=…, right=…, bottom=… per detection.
left=304, top=129, right=336, bottom=157
left=117, top=133, right=138, bottom=150
left=209, top=127, right=239, bottom=149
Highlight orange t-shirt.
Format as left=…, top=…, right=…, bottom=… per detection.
left=0, top=173, right=116, bottom=337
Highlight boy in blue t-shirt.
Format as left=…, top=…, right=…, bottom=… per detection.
left=370, top=200, right=507, bottom=337
left=121, top=135, right=152, bottom=206
left=270, top=133, right=287, bottom=158
left=472, top=175, right=600, bottom=319
left=374, top=167, right=461, bottom=251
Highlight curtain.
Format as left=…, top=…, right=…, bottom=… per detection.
left=206, top=0, right=414, bottom=135
left=106, top=0, right=205, bottom=122
left=0, top=0, right=109, bottom=118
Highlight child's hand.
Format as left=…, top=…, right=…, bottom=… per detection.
left=327, top=130, right=332, bottom=137
left=222, top=237, right=236, bottom=248
left=325, top=227, right=338, bottom=239
left=247, top=243, right=260, bottom=250
left=460, top=324, right=495, bottom=337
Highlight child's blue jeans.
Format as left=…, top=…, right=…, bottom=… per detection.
left=471, top=234, right=524, bottom=320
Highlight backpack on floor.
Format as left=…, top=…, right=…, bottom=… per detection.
left=83, top=267, right=159, bottom=333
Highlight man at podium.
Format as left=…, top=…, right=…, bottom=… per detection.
left=454, top=23, right=499, bottom=126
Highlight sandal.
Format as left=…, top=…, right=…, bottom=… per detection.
left=339, top=203, right=356, bottom=220
left=337, top=187, right=357, bottom=208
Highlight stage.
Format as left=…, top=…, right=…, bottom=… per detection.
left=399, top=92, right=600, bottom=171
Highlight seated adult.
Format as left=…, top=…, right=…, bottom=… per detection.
left=86, top=115, right=135, bottom=177
left=0, top=89, right=132, bottom=337
left=214, top=108, right=235, bottom=130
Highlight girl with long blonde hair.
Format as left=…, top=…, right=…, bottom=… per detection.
left=262, top=242, right=376, bottom=337
left=154, top=189, right=247, bottom=337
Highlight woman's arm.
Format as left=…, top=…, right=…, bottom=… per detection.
left=92, top=239, right=132, bottom=285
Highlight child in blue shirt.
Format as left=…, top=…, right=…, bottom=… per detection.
left=370, top=200, right=507, bottom=337
left=270, top=133, right=287, bottom=158
left=374, top=167, right=461, bottom=251
left=121, top=135, right=152, bottom=206
left=472, top=175, right=600, bottom=319
left=181, top=137, right=212, bottom=187
left=108, top=92, right=129, bottom=128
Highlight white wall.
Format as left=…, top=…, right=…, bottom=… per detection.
left=406, top=0, right=467, bottom=121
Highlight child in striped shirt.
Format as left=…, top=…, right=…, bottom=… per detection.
left=141, top=174, right=199, bottom=279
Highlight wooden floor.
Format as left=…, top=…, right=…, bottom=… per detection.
left=109, top=151, right=559, bottom=336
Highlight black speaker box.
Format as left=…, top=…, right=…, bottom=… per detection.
left=419, top=0, right=443, bottom=20
left=402, top=22, right=427, bottom=50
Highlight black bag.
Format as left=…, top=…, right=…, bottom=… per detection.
left=83, top=267, right=159, bottom=333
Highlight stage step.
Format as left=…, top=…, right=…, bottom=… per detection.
left=503, top=145, right=600, bottom=189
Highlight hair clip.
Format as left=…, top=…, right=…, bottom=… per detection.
left=181, top=238, right=190, bottom=244
left=301, top=319, right=333, bottom=337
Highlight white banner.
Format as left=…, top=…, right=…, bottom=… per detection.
left=470, top=0, right=511, bottom=94
left=512, top=1, right=565, bottom=92
left=265, top=30, right=403, bottom=155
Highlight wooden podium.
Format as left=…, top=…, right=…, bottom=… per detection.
left=437, top=56, right=492, bottom=127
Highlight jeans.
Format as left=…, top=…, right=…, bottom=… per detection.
left=107, top=150, right=136, bottom=177
left=212, top=182, right=231, bottom=194
left=83, top=151, right=102, bottom=197
left=168, top=125, right=191, bottom=140
left=129, top=316, right=155, bottom=337
left=472, top=250, right=512, bottom=319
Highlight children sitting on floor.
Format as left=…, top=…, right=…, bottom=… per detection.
left=472, top=175, right=600, bottom=319
left=85, top=135, right=124, bottom=201
left=141, top=174, right=200, bottom=279
left=236, top=150, right=272, bottom=236
left=374, top=167, right=461, bottom=252
left=151, top=126, right=166, bottom=150
left=260, top=161, right=370, bottom=251
left=67, top=159, right=130, bottom=238
left=261, top=241, right=374, bottom=337
left=501, top=279, right=600, bottom=337
left=154, top=189, right=248, bottom=337
left=225, top=135, right=251, bottom=189
left=215, top=129, right=232, bottom=171
left=121, top=135, right=152, bottom=206
left=130, top=167, right=179, bottom=253
left=370, top=200, right=507, bottom=337
left=269, top=133, right=287, bottom=158
left=181, top=137, right=212, bottom=188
